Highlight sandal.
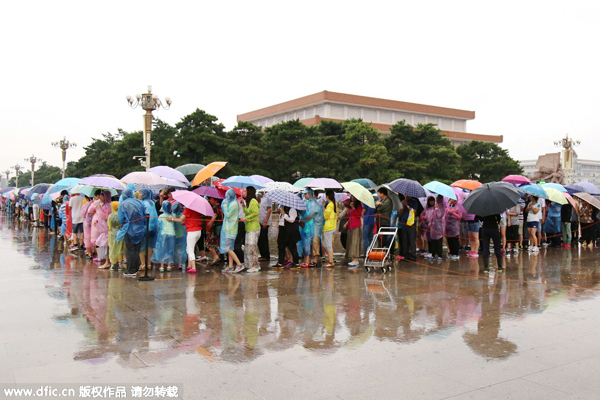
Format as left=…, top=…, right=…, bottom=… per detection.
left=309, top=262, right=318, bottom=268
left=139, top=265, right=146, bottom=271
left=323, top=262, right=335, bottom=268
left=300, top=263, right=310, bottom=268
left=187, top=268, right=197, bottom=273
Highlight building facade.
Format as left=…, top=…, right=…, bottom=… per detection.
left=237, top=91, right=503, bottom=146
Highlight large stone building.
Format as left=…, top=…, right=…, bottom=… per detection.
left=237, top=91, right=503, bottom=146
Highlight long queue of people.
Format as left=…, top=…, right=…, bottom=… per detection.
left=2, top=183, right=598, bottom=276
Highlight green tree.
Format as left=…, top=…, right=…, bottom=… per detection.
left=384, top=121, right=462, bottom=184
left=456, top=141, right=523, bottom=182
left=172, top=109, right=227, bottom=167
left=224, top=121, right=268, bottom=177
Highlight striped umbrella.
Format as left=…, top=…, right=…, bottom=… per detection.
left=388, top=178, right=426, bottom=198
left=267, top=190, right=307, bottom=210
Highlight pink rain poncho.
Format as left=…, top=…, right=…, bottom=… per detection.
left=81, top=200, right=94, bottom=249
left=91, top=191, right=112, bottom=248
left=445, top=199, right=464, bottom=238
left=423, top=196, right=445, bottom=241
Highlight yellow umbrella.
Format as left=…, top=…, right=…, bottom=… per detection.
left=190, top=161, right=228, bottom=187
left=341, top=181, right=376, bottom=208
left=544, top=187, right=567, bottom=205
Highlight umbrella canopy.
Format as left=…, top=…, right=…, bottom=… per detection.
left=543, top=187, right=567, bottom=205
left=149, top=166, right=190, bottom=185
left=563, top=192, right=578, bottom=212
left=573, top=192, right=600, bottom=210
left=53, top=177, right=81, bottom=186
left=265, top=181, right=299, bottom=193
left=565, top=183, right=587, bottom=194
left=267, top=189, right=307, bottom=210
left=249, top=174, right=274, bottom=185
left=305, top=177, right=343, bottom=190
left=341, top=182, right=376, bottom=208
left=519, top=184, right=548, bottom=199
left=221, top=175, right=265, bottom=189
left=388, top=178, right=426, bottom=198
left=351, top=178, right=378, bottom=189
left=161, top=178, right=188, bottom=188
left=574, top=181, right=600, bottom=195
left=293, top=177, right=315, bottom=188
left=24, top=183, right=52, bottom=201
left=423, top=181, right=457, bottom=200
left=175, top=163, right=206, bottom=176
left=451, top=180, right=482, bottom=191
left=70, top=185, right=118, bottom=198
left=191, top=162, right=227, bottom=186
left=214, top=179, right=244, bottom=196
left=463, top=182, right=521, bottom=216
left=541, top=182, right=567, bottom=193
left=502, top=175, right=532, bottom=185
left=80, top=174, right=126, bottom=190
left=192, top=186, right=226, bottom=199
left=121, top=171, right=167, bottom=187
left=172, top=190, right=215, bottom=217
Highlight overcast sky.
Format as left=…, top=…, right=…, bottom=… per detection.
left=1, top=0, right=598, bottom=179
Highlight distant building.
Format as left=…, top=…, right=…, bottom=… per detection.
left=520, top=153, right=600, bottom=185
left=237, top=91, right=503, bottom=146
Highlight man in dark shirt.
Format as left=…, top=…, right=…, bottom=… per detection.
left=476, top=214, right=504, bottom=274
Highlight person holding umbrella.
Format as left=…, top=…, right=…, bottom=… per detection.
left=220, top=189, right=244, bottom=273
left=322, top=190, right=338, bottom=268
left=344, top=195, right=363, bottom=267
left=525, top=196, right=542, bottom=253
left=476, top=214, right=504, bottom=273
left=241, top=186, right=261, bottom=273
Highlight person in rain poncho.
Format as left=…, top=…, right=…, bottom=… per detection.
left=422, top=195, right=445, bottom=260
left=171, top=201, right=188, bottom=269
left=107, top=201, right=124, bottom=270
left=117, top=187, right=146, bottom=276
left=220, top=188, right=244, bottom=273
left=444, top=196, right=464, bottom=260
left=93, top=191, right=112, bottom=268
left=543, top=201, right=562, bottom=248
left=242, top=186, right=261, bottom=273
left=152, top=201, right=176, bottom=272
left=139, top=189, right=158, bottom=271
left=299, top=188, right=317, bottom=268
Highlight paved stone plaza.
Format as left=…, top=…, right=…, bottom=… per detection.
left=1, top=215, right=600, bottom=399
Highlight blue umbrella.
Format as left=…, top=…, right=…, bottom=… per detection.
left=351, top=178, right=378, bottom=189
left=540, top=183, right=567, bottom=193
left=221, top=175, right=266, bottom=189
left=519, top=184, right=548, bottom=199
left=267, top=189, right=307, bottom=210
left=565, top=183, right=588, bottom=195
left=53, top=177, right=81, bottom=186
left=388, top=178, right=426, bottom=198
left=574, top=181, right=600, bottom=195
left=423, top=181, right=457, bottom=200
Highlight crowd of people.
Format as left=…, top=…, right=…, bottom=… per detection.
left=1, top=181, right=598, bottom=277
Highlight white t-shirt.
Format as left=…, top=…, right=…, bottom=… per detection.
left=70, top=195, right=84, bottom=224
left=527, top=201, right=542, bottom=222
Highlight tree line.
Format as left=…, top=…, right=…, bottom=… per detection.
left=10, top=108, right=523, bottom=187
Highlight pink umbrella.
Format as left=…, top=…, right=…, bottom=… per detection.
left=149, top=166, right=190, bottom=185
left=172, top=190, right=215, bottom=217
left=563, top=192, right=578, bottom=212
left=121, top=171, right=167, bottom=186
left=502, top=175, right=531, bottom=185
left=249, top=174, right=274, bottom=185
left=192, top=186, right=226, bottom=199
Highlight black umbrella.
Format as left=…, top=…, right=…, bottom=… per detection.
left=463, top=182, right=521, bottom=216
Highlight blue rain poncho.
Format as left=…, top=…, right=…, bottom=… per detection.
left=299, top=190, right=317, bottom=257
left=544, top=201, right=562, bottom=235
left=117, top=188, right=147, bottom=244
left=220, top=189, right=239, bottom=254
left=152, top=201, right=176, bottom=264
left=172, top=201, right=187, bottom=265
left=141, top=189, right=158, bottom=249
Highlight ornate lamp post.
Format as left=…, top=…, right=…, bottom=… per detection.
left=13, top=164, right=22, bottom=187
left=126, top=85, right=171, bottom=170
left=4, top=170, right=10, bottom=183
left=25, top=155, right=42, bottom=186
left=554, top=134, right=580, bottom=185
left=52, top=136, right=77, bottom=179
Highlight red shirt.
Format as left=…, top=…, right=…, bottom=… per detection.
left=183, top=208, right=202, bottom=232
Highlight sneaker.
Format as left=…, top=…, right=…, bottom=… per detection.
left=246, top=267, right=261, bottom=273
left=223, top=266, right=233, bottom=273
left=437, top=257, right=443, bottom=261
left=273, top=262, right=285, bottom=268
left=483, top=268, right=489, bottom=274
left=159, top=266, right=165, bottom=272
left=233, top=265, right=245, bottom=274
left=166, top=265, right=173, bottom=272
left=110, top=264, right=116, bottom=271
left=497, top=266, right=505, bottom=272
left=123, top=272, right=137, bottom=277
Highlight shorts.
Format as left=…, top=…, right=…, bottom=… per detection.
left=527, top=221, right=539, bottom=229
left=322, top=230, right=334, bottom=251
left=466, top=221, right=480, bottom=233
left=72, top=223, right=83, bottom=234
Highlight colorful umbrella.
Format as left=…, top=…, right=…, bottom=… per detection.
left=191, top=162, right=227, bottom=187
left=388, top=178, right=426, bottom=198
left=80, top=174, right=126, bottom=190
left=171, top=190, right=215, bottom=217
left=148, top=166, right=190, bottom=185
left=541, top=182, right=567, bottom=193
left=451, top=180, right=482, bottom=191
left=53, top=177, right=81, bottom=186
left=192, top=186, right=226, bottom=199
left=70, top=185, right=118, bottom=197
left=463, top=182, right=521, bottom=216
left=519, top=184, right=548, bottom=199
left=175, top=163, right=205, bottom=176
left=265, top=181, right=299, bottom=193
left=293, top=177, right=314, bottom=188
left=24, top=183, right=52, bottom=201
left=221, top=175, right=266, bottom=189
left=305, top=178, right=343, bottom=190
left=341, top=182, right=376, bottom=208
left=502, top=175, right=532, bottom=185
left=423, top=181, right=457, bottom=200
left=543, top=187, right=567, bottom=205
left=351, top=178, right=378, bottom=189
left=573, top=192, right=600, bottom=210
left=214, top=179, right=244, bottom=197
left=249, top=174, right=274, bottom=185
left=267, top=190, right=307, bottom=210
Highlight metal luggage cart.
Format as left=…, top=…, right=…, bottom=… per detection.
left=364, top=227, right=397, bottom=273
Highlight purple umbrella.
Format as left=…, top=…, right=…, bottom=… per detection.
left=574, top=181, right=600, bottom=195
left=250, top=174, right=274, bottom=185
left=304, top=177, right=343, bottom=190
left=149, top=166, right=190, bottom=185
left=80, top=174, right=126, bottom=190
left=388, top=178, right=426, bottom=198
left=192, top=186, right=226, bottom=199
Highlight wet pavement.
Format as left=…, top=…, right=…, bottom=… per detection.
left=1, top=215, right=600, bottom=399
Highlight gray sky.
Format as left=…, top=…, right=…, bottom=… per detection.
left=1, top=0, right=599, bottom=180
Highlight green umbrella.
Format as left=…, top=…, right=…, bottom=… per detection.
left=293, top=177, right=314, bottom=188
left=175, top=163, right=205, bottom=176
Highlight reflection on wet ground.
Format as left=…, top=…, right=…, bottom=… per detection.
left=2, top=215, right=600, bottom=399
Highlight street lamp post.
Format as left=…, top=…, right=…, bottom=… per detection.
left=52, top=136, right=77, bottom=179
left=126, top=86, right=171, bottom=170
left=13, top=164, right=22, bottom=187
left=554, top=134, right=580, bottom=185
left=24, top=155, right=42, bottom=186
left=4, top=170, right=10, bottom=183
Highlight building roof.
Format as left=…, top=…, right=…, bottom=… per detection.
left=237, top=90, right=476, bottom=122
